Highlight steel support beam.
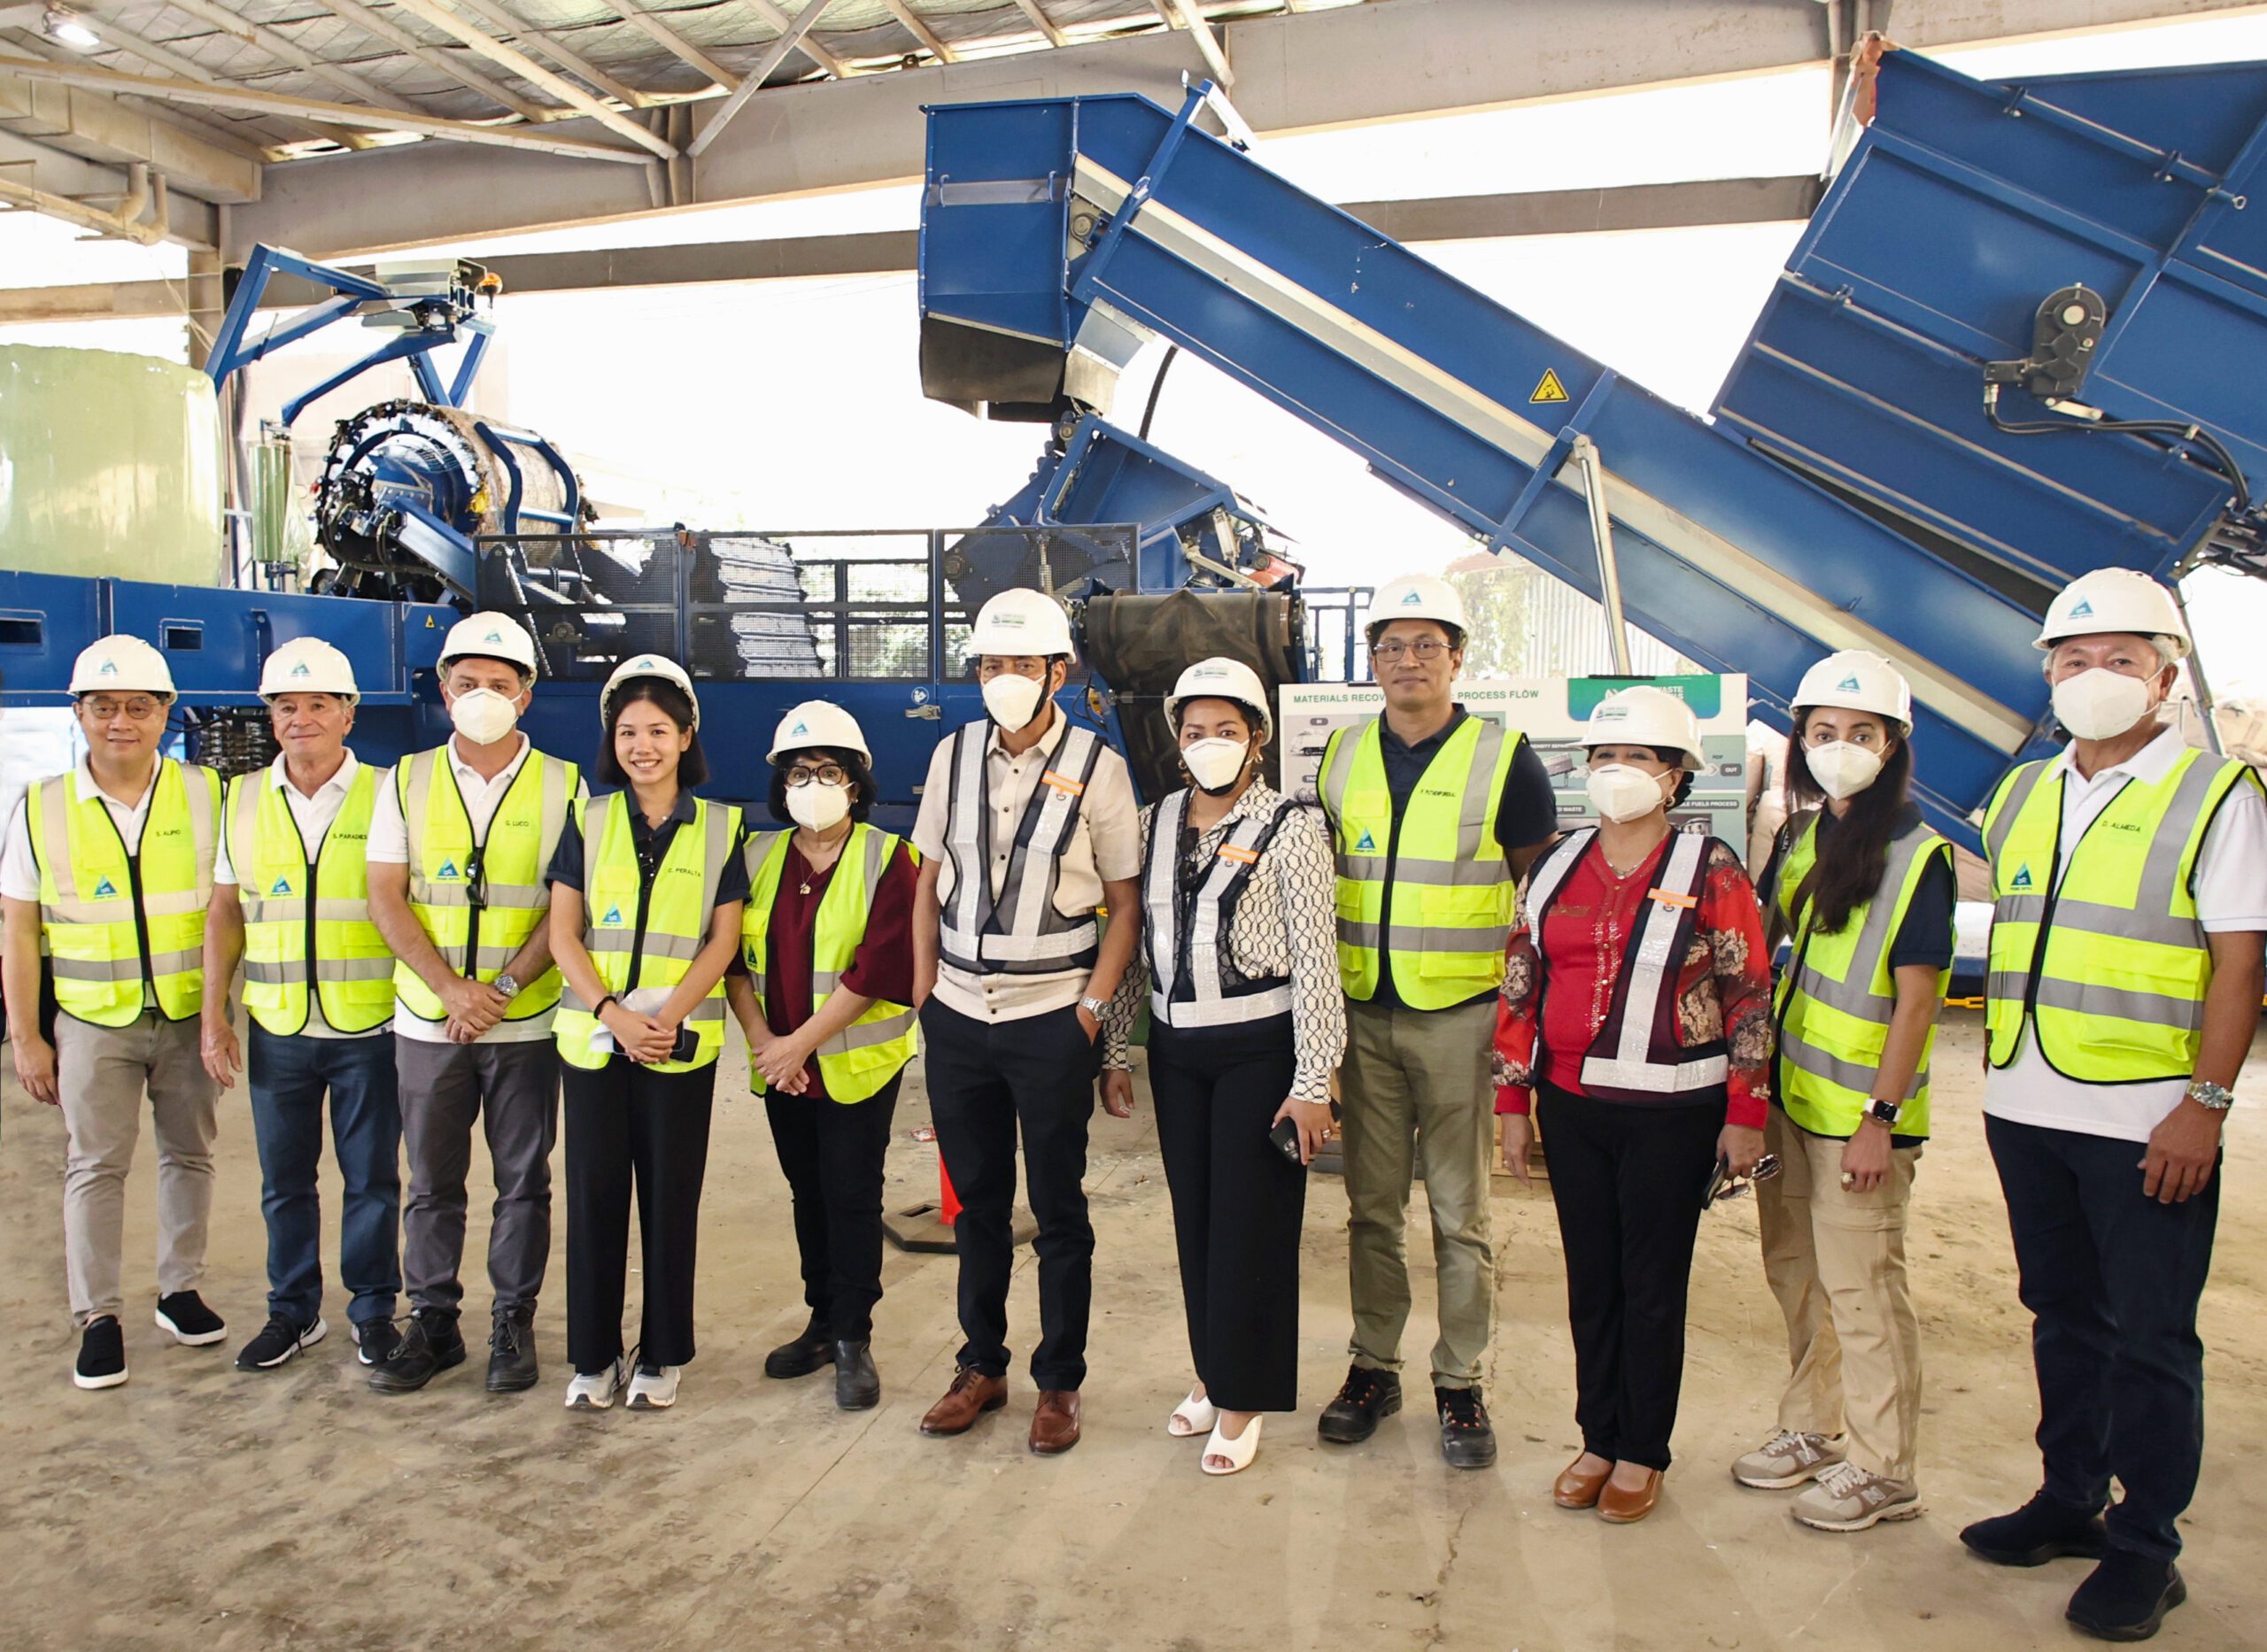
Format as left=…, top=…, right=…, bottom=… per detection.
left=0, top=68, right=259, bottom=209
left=615, top=7, right=741, bottom=92
left=297, top=0, right=553, bottom=122
left=382, top=0, right=677, bottom=155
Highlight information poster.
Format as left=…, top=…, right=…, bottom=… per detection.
left=1278, top=675, right=1751, bottom=841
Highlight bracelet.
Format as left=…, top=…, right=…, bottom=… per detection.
left=595, top=993, right=619, bottom=1018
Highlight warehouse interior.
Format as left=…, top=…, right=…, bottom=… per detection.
left=4, top=2, right=2267, bottom=1648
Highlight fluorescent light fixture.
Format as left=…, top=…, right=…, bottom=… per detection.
left=45, top=7, right=101, bottom=48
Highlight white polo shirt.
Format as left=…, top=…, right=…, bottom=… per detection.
left=1983, top=728, right=2267, bottom=1143
left=2, top=759, right=163, bottom=1014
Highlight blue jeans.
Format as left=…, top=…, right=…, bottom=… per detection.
left=1985, top=1113, right=2220, bottom=1562
left=248, top=1025, right=403, bottom=1330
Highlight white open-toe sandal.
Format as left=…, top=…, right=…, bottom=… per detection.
left=1168, top=1388, right=1219, bottom=1438
left=1202, top=1414, right=1263, bottom=1476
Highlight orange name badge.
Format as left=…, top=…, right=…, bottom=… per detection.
left=1041, top=770, right=1086, bottom=797
left=1647, top=888, right=1698, bottom=910
left=1218, top=845, right=1260, bottom=865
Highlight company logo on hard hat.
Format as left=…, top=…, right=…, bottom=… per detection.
left=99, top=660, right=117, bottom=676
left=994, top=612, right=1026, bottom=627
left=484, top=628, right=505, bottom=643
left=2070, top=599, right=2093, bottom=619
left=1400, top=589, right=1423, bottom=606
left=1837, top=675, right=1861, bottom=692
left=291, top=660, right=311, bottom=676
left=790, top=721, right=809, bottom=737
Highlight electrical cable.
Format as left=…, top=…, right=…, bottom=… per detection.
left=1984, top=382, right=2251, bottom=513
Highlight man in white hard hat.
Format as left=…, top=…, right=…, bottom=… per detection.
left=1314, top=571, right=1560, bottom=1470
left=200, top=637, right=405, bottom=1373
left=363, top=612, right=585, bottom=1396
left=909, top=586, right=1142, bottom=1455
left=2, top=634, right=227, bottom=1389
left=1962, top=568, right=2265, bottom=1641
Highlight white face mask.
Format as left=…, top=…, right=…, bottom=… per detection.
left=449, top=686, right=520, bottom=746
left=1586, top=763, right=1670, bottom=824
left=785, top=780, right=850, bottom=832
left=1181, top=737, right=1250, bottom=794
left=2052, top=667, right=2157, bottom=742
left=1805, top=740, right=1884, bottom=801
left=981, top=671, right=1047, bottom=732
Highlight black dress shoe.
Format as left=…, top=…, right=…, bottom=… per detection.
left=367, top=1308, right=466, bottom=1393
left=1961, top=1491, right=2109, bottom=1567
left=765, top=1320, right=836, bottom=1380
left=2068, top=1551, right=2186, bottom=1642
left=1317, top=1364, right=1402, bottom=1444
left=1435, top=1384, right=1498, bottom=1470
left=833, top=1340, right=880, bottom=1410
left=486, top=1308, right=538, bottom=1393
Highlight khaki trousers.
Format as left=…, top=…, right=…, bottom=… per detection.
left=55, top=1012, right=220, bottom=1326
left=1758, top=1105, right=1923, bottom=1481
left=1340, top=996, right=1497, bottom=1389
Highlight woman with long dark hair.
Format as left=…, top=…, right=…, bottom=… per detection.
left=1732, top=650, right=1954, bottom=1532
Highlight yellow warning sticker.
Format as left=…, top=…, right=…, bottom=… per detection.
left=1530, top=368, right=1570, bottom=405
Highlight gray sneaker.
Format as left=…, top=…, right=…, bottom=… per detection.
left=1791, top=1462, right=1922, bottom=1531
left=1731, top=1428, right=1845, bottom=1489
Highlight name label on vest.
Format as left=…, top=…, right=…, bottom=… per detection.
left=1218, top=845, right=1260, bottom=865
left=1647, top=888, right=1698, bottom=911
left=1041, top=770, right=1086, bottom=797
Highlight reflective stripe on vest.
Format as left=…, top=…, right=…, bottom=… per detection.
left=1771, top=811, right=1951, bottom=1137
left=741, top=823, right=917, bottom=1102
left=30, top=759, right=220, bottom=1026
left=228, top=763, right=394, bottom=1036
left=555, top=791, right=740, bottom=1072
left=938, top=719, right=1105, bottom=976
left=1141, top=788, right=1294, bottom=1030
left=1525, top=826, right=1729, bottom=1100
left=1319, top=714, right=1518, bottom=1008
left=395, top=745, right=578, bottom=1023
left=1981, top=747, right=2255, bottom=1082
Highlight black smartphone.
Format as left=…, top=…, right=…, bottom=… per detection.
left=669, top=1024, right=700, bottom=1063
left=1267, top=1101, right=1341, bottom=1166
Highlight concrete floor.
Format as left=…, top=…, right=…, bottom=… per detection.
left=2, top=1008, right=2261, bottom=1651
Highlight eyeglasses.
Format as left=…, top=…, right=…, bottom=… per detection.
left=1370, top=639, right=1451, bottom=663
left=81, top=696, right=163, bottom=722
left=1704, top=1153, right=1783, bottom=1208
left=785, top=763, right=851, bottom=789
left=461, top=848, right=488, bottom=912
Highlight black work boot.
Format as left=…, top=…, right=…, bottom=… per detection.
left=2067, top=1551, right=2186, bottom=1642
left=1961, top=1491, right=2109, bottom=1567
left=486, top=1307, right=538, bottom=1393
left=765, top=1317, right=836, bottom=1380
left=833, top=1340, right=881, bottom=1411
left=367, top=1307, right=466, bottom=1393
left=1317, top=1364, right=1402, bottom=1445
left=1435, top=1384, right=1498, bottom=1470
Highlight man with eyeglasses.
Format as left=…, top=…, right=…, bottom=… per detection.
left=363, top=613, right=584, bottom=1395
left=3, top=636, right=226, bottom=1389
left=1314, top=573, right=1560, bottom=1469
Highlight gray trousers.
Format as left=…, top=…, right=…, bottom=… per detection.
left=56, top=1012, right=219, bottom=1326
left=396, top=1036, right=559, bottom=1318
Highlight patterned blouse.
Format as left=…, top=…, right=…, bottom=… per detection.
left=1101, top=781, right=1347, bottom=1104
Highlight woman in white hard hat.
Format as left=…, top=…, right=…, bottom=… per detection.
left=727, top=700, right=921, bottom=1413
left=545, top=656, right=747, bottom=1412
left=1098, top=658, right=1342, bottom=1477
left=1492, top=684, right=1773, bottom=1525
left=1732, top=650, right=1954, bottom=1533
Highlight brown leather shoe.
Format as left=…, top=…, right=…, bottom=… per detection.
left=1029, top=1389, right=1081, bottom=1455
left=1553, top=1455, right=1612, bottom=1509
left=919, top=1366, right=1008, bottom=1436
left=1598, top=1468, right=1664, bottom=1525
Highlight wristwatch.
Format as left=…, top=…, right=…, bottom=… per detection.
left=1079, top=995, right=1109, bottom=1020
left=493, top=972, right=522, bottom=1000
left=1863, top=1097, right=1903, bottom=1130
left=2186, top=1079, right=2235, bottom=1113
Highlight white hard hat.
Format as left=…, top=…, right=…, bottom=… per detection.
left=2035, top=568, right=2190, bottom=661
left=1164, top=657, right=1273, bottom=742
left=1792, top=649, right=1911, bottom=730
left=1585, top=684, right=1705, bottom=769
left=69, top=633, right=174, bottom=698
left=438, top=610, right=539, bottom=675
left=600, top=652, right=699, bottom=730
left=968, top=587, right=1076, bottom=660
left=1366, top=573, right=1468, bottom=644
left=769, top=699, right=872, bottom=764
left=259, top=637, right=359, bottom=703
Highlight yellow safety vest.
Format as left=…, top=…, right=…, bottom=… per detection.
left=1771, top=810, right=1952, bottom=1138
left=742, top=824, right=918, bottom=1103
left=395, top=745, right=578, bottom=1024
left=226, top=762, right=394, bottom=1037
left=1982, top=745, right=2257, bottom=1082
left=554, top=791, right=742, bottom=1072
left=1318, top=714, right=1520, bottom=1007
left=29, top=759, right=220, bottom=1027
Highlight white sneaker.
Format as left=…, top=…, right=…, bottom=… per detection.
left=626, top=1363, right=680, bottom=1410
left=564, top=1360, right=624, bottom=1409
left=1791, top=1462, right=1923, bottom=1531
left=1731, top=1428, right=1846, bottom=1489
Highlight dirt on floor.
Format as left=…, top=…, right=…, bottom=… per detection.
left=0, top=1007, right=2260, bottom=1652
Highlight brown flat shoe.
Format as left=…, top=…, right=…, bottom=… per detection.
left=1030, top=1388, right=1081, bottom=1455
left=1553, top=1455, right=1612, bottom=1509
left=1598, top=1469, right=1664, bottom=1525
left=919, top=1365, right=1008, bottom=1436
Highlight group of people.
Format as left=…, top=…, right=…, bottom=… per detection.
left=3, top=562, right=2256, bottom=1643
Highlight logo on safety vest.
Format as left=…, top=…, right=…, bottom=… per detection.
left=2070, top=598, right=2094, bottom=618
left=2011, top=864, right=2033, bottom=890
left=93, top=876, right=117, bottom=899
left=1837, top=674, right=1861, bottom=692
left=270, top=876, right=292, bottom=896
left=600, top=904, right=624, bottom=927
left=1354, top=830, right=1376, bottom=853
left=436, top=859, right=460, bottom=881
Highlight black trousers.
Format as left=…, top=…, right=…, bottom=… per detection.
left=1986, top=1113, right=2220, bottom=1562
left=1149, top=1015, right=1308, bottom=1414
left=1537, top=1081, right=1722, bottom=1471
left=921, top=998, right=1100, bottom=1391
left=765, top=1072, right=901, bottom=1341
left=561, top=1057, right=716, bottom=1374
